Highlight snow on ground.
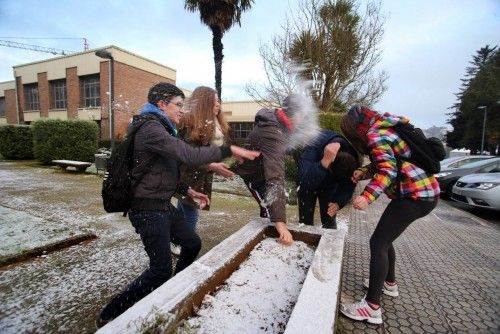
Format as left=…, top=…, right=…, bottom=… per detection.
left=0, top=161, right=347, bottom=333
left=0, top=206, right=91, bottom=258
left=178, top=239, right=315, bottom=334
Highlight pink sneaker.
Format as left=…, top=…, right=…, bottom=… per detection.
left=363, top=278, right=399, bottom=297
left=340, top=298, right=383, bottom=324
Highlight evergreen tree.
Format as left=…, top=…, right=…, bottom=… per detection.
left=447, top=45, right=499, bottom=155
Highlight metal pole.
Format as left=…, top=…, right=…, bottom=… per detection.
left=95, top=49, right=115, bottom=151
left=110, top=58, right=115, bottom=151
left=480, top=106, right=487, bottom=154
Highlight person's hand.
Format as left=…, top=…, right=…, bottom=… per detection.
left=352, top=196, right=369, bottom=210
left=351, top=169, right=365, bottom=183
left=230, top=145, right=260, bottom=164
left=327, top=202, right=340, bottom=217
left=276, top=221, right=293, bottom=245
left=208, top=162, right=235, bottom=178
left=187, top=188, right=210, bottom=209
left=320, top=142, right=341, bottom=169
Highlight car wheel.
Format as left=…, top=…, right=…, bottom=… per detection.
left=446, top=182, right=456, bottom=198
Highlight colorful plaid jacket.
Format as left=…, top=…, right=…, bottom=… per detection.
left=361, top=114, right=440, bottom=203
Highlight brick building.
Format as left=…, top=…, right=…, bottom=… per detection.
left=0, top=45, right=263, bottom=142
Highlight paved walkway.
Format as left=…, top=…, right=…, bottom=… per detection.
left=338, top=196, right=499, bottom=333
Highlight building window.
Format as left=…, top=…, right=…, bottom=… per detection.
left=50, top=80, right=67, bottom=109
left=24, top=84, right=40, bottom=111
left=80, top=75, right=100, bottom=107
left=230, top=122, right=254, bottom=141
left=0, top=97, right=5, bottom=117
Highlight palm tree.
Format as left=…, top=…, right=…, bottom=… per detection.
left=185, top=0, right=253, bottom=99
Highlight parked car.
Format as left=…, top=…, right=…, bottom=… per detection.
left=451, top=172, right=500, bottom=211
left=440, top=155, right=493, bottom=169
left=434, top=157, right=500, bottom=197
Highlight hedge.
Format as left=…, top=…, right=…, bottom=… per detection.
left=318, top=112, right=343, bottom=133
left=32, top=119, right=99, bottom=164
left=0, top=125, right=34, bottom=159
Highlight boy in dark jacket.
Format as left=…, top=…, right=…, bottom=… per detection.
left=296, top=129, right=358, bottom=229
left=97, top=83, right=259, bottom=326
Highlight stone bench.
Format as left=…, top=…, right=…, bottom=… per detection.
left=52, top=160, right=92, bottom=172
left=97, top=220, right=348, bottom=333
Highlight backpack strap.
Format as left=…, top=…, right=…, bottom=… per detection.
left=122, top=117, right=158, bottom=216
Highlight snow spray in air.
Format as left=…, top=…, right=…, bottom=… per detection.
left=283, top=63, right=321, bottom=150
left=262, top=63, right=322, bottom=209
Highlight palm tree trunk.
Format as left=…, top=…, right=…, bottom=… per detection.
left=211, top=25, right=223, bottom=100
left=321, top=77, right=332, bottom=111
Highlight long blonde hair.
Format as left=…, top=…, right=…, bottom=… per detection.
left=179, top=86, right=230, bottom=145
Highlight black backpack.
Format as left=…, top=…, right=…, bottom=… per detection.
left=393, top=123, right=446, bottom=174
left=102, top=115, right=155, bottom=214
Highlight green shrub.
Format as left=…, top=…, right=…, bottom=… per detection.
left=32, top=119, right=99, bottom=164
left=318, top=112, right=343, bottom=133
left=0, top=125, right=34, bottom=159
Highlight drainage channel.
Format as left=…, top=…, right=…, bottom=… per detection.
left=0, top=232, right=98, bottom=267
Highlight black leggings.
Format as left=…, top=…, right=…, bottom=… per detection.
left=366, top=198, right=438, bottom=305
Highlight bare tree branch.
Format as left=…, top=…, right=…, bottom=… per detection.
left=246, top=0, right=387, bottom=111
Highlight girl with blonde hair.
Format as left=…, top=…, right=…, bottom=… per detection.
left=173, top=86, right=233, bottom=253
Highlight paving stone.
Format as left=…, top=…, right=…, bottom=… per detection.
left=339, top=194, right=499, bottom=333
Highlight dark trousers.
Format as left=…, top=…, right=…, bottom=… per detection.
left=298, top=189, right=337, bottom=229
left=99, top=208, right=201, bottom=321
left=366, top=198, right=438, bottom=305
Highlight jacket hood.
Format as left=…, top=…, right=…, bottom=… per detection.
left=347, top=105, right=408, bottom=135
left=129, top=105, right=177, bottom=137
left=370, top=112, right=409, bottom=132
left=254, top=107, right=320, bottom=150
left=138, top=103, right=177, bottom=134
left=255, top=108, right=281, bottom=126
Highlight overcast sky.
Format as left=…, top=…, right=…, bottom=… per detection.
left=0, top=0, right=498, bottom=128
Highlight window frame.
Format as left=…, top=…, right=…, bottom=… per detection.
left=24, top=83, right=40, bottom=111
left=230, top=122, right=254, bottom=141
left=0, top=97, right=5, bottom=117
left=50, top=79, right=67, bottom=109
left=80, top=75, right=100, bottom=108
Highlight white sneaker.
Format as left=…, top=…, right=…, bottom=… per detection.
left=170, top=243, right=181, bottom=257
left=340, top=298, right=383, bottom=324
left=363, top=278, right=399, bottom=297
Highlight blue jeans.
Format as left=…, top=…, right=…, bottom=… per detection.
left=176, top=201, right=199, bottom=232
left=99, top=208, right=201, bottom=321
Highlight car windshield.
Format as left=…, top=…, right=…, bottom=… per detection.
left=458, top=157, right=500, bottom=169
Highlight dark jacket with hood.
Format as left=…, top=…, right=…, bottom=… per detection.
left=129, top=103, right=231, bottom=211
left=297, top=129, right=357, bottom=209
left=236, top=108, right=291, bottom=223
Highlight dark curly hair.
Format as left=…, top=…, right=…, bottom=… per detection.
left=329, top=151, right=359, bottom=184
left=148, top=82, right=185, bottom=106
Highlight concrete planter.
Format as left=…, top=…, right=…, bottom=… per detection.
left=97, top=220, right=347, bottom=334
left=94, top=153, right=109, bottom=173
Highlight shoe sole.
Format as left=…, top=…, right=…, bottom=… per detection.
left=363, top=280, right=399, bottom=297
left=340, top=309, right=383, bottom=325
